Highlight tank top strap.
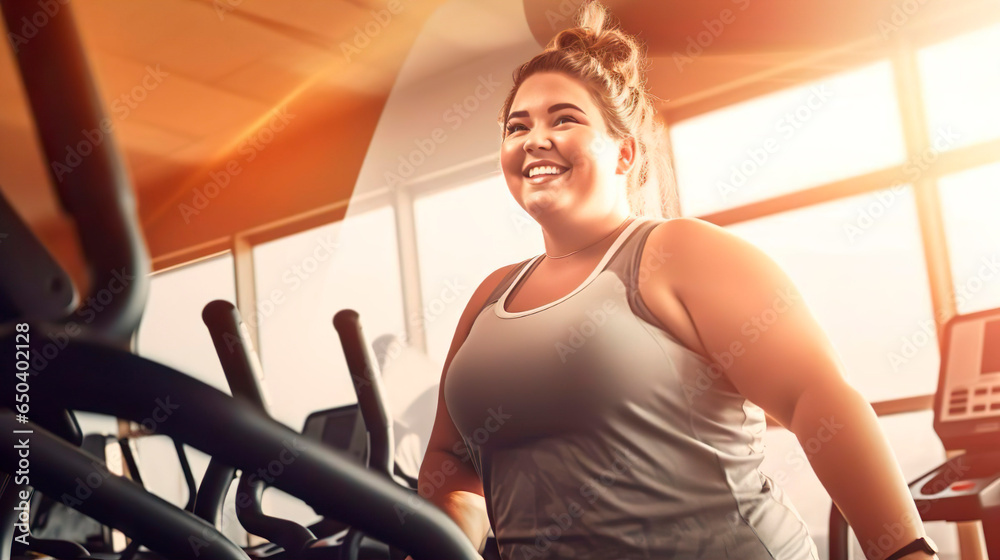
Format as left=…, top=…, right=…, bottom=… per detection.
left=603, top=217, right=679, bottom=335
left=603, top=217, right=667, bottom=279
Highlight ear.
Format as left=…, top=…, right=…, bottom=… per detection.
left=616, top=136, right=636, bottom=175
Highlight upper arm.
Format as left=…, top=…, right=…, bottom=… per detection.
left=424, top=263, right=519, bottom=459
left=656, top=217, right=849, bottom=429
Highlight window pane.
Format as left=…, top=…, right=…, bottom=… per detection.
left=918, top=23, right=1000, bottom=152
left=136, top=254, right=245, bottom=542
left=726, top=188, right=937, bottom=402
left=413, top=173, right=544, bottom=365
left=938, top=162, right=1000, bottom=315
left=75, top=412, right=119, bottom=438
left=138, top=254, right=236, bottom=392
left=253, top=206, right=403, bottom=428
left=670, top=62, right=906, bottom=217
left=759, top=411, right=957, bottom=560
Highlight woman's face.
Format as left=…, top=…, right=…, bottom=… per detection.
left=501, top=71, right=630, bottom=221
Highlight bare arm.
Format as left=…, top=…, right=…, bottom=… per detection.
left=650, top=218, right=936, bottom=560
left=407, top=264, right=518, bottom=559
left=418, top=450, right=491, bottom=551
left=790, top=381, right=932, bottom=560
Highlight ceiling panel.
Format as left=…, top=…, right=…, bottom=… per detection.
left=74, top=1, right=195, bottom=56
left=89, top=52, right=269, bottom=141
left=230, top=0, right=370, bottom=43
left=117, top=119, right=199, bottom=158
left=79, top=0, right=324, bottom=84
left=215, top=43, right=333, bottom=104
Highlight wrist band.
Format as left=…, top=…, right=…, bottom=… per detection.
left=885, top=536, right=938, bottom=560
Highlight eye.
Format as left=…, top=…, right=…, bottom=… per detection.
left=505, top=122, right=527, bottom=135
left=554, top=115, right=578, bottom=126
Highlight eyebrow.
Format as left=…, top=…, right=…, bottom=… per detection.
left=507, top=103, right=585, bottom=121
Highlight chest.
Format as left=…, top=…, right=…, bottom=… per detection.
left=448, top=273, right=685, bottom=442
left=504, top=252, right=709, bottom=360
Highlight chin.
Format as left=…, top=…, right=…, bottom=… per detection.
left=522, top=192, right=565, bottom=217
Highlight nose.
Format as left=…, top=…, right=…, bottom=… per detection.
left=523, top=127, right=552, bottom=153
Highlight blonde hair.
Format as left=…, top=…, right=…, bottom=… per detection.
left=499, top=1, right=678, bottom=218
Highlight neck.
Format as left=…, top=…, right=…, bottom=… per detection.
left=540, top=213, right=634, bottom=260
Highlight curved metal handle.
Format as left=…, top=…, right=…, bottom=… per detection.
left=233, top=474, right=316, bottom=553
left=203, top=299, right=320, bottom=549
left=1, top=331, right=483, bottom=559
left=0, top=413, right=249, bottom=560
left=333, top=309, right=396, bottom=480
left=202, top=299, right=269, bottom=412
left=193, top=457, right=236, bottom=527
left=829, top=502, right=850, bottom=560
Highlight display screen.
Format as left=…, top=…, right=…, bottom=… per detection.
left=983, top=318, right=1000, bottom=375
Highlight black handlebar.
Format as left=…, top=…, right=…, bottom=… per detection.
left=334, top=309, right=396, bottom=481
left=0, top=0, right=480, bottom=556
left=202, top=299, right=318, bottom=552
left=0, top=194, right=77, bottom=324
left=0, top=331, right=482, bottom=560
left=0, top=0, right=149, bottom=346
left=0, top=412, right=250, bottom=560
left=202, top=299, right=270, bottom=411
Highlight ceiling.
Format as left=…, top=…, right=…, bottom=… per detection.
left=1, top=0, right=997, bottom=285
left=527, top=0, right=1000, bottom=119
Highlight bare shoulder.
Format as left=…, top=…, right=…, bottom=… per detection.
left=643, top=217, right=723, bottom=288
left=637, top=216, right=792, bottom=361
left=644, top=216, right=765, bottom=289
left=646, top=216, right=735, bottom=253
left=636, top=218, right=730, bottom=358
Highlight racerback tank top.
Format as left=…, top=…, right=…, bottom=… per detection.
left=444, top=217, right=819, bottom=560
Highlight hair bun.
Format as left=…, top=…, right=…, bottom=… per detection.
left=546, top=2, right=644, bottom=90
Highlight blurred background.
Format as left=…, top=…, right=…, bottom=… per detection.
left=2, top=0, right=998, bottom=557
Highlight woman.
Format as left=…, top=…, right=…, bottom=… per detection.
left=417, top=2, right=938, bottom=559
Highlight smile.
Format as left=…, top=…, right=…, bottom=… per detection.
left=526, top=166, right=570, bottom=185
left=528, top=165, right=566, bottom=178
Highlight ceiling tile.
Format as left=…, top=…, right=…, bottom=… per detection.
left=87, top=51, right=270, bottom=138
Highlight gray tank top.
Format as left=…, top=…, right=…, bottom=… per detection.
left=445, top=217, right=819, bottom=560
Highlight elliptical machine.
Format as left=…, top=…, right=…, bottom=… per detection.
left=830, top=307, right=1000, bottom=559
left=0, top=0, right=482, bottom=557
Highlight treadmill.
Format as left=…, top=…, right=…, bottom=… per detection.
left=830, top=306, right=1000, bottom=559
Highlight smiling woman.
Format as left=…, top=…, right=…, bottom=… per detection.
left=411, top=2, right=946, bottom=560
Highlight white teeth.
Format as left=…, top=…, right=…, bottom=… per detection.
left=528, top=165, right=565, bottom=178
